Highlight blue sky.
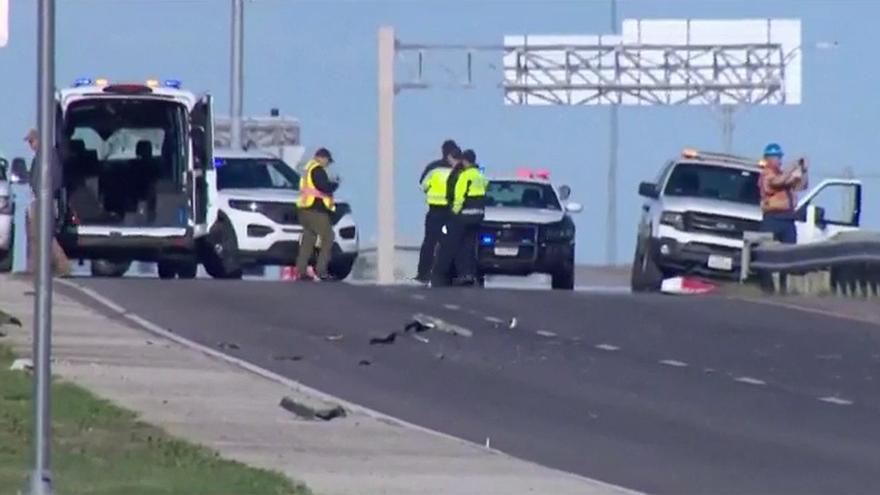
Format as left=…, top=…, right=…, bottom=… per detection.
left=1, top=0, right=877, bottom=264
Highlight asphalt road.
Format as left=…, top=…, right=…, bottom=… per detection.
left=65, top=278, right=880, bottom=494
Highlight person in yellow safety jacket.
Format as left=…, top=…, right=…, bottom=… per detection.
left=415, top=139, right=462, bottom=283
left=294, top=147, right=339, bottom=281
left=431, top=149, right=487, bottom=287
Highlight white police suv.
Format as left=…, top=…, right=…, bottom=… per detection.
left=208, top=148, right=359, bottom=279
left=632, top=148, right=863, bottom=291
left=477, top=169, right=582, bottom=290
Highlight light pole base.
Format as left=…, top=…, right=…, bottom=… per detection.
left=26, top=470, right=52, bottom=495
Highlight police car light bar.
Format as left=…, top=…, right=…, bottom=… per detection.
left=163, top=79, right=182, bottom=89
left=681, top=148, right=760, bottom=167
left=515, top=168, right=551, bottom=180
left=73, top=77, right=93, bottom=87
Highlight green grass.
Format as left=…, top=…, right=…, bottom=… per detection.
left=0, top=345, right=310, bottom=495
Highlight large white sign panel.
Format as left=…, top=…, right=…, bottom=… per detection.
left=503, top=18, right=801, bottom=107
left=1, top=0, right=8, bottom=47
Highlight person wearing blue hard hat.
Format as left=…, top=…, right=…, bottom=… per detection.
left=758, top=142, right=808, bottom=244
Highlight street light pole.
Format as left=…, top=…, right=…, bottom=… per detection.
left=230, top=0, right=244, bottom=150
left=376, top=26, right=396, bottom=285
left=606, top=0, right=619, bottom=265
left=31, top=0, right=55, bottom=493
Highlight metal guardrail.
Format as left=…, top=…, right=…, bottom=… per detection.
left=741, top=231, right=880, bottom=297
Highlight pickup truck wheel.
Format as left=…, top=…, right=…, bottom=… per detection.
left=551, top=268, right=575, bottom=290
left=157, top=261, right=177, bottom=280
left=177, top=261, right=198, bottom=279
left=631, top=239, right=663, bottom=292
left=90, top=259, right=130, bottom=278
left=0, top=232, right=13, bottom=273
left=203, top=220, right=242, bottom=280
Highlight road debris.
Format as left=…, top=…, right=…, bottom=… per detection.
left=536, top=330, right=557, bottom=338
left=369, top=332, right=398, bottom=345
left=404, top=318, right=434, bottom=333
left=508, top=317, right=518, bottom=329
left=217, top=341, right=240, bottom=350
left=412, top=314, right=473, bottom=338
left=279, top=396, right=347, bottom=421
left=0, top=310, right=22, bottom=327
left=443, top=304, right=461, bottom=311
left=485, top=437, right=491, bottom=448
left=412, top=334, right=430, bottom=344
left=434, top=352, right=445, bottom=361
left=358, top=359, right=372, bottom=366
left=10, top=358, right=33, bottom=372
left=272, top=355, right=304, bottom=362
left=325, top=334, right=344, bottom=342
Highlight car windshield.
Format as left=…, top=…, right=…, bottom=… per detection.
left=216, top=157, right=300, bottom=190
left=663, top=162, right=760, bottom=205
left=485, top=180, right=561, bottom=210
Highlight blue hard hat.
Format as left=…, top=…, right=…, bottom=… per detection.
left=763, top=143, right=784, bottom=158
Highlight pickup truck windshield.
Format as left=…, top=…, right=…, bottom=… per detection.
left=664, top=162, right=760, bottom=205
left=216, top=158, right=300, bottom=190
left=486, top=180, right=561, bottom=210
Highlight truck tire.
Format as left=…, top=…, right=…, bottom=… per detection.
left=328, top=256, right=355, bottom=281
left=90, top=259, right=131, bottom=278
left=551, top=267, right=575, bottom=290
left=157, top=261, right=177, bottom=280
left=630, top=239, right=663, bottom=292
left=203, top=220, right=242, bottom=280
left=177, top=261, right=198, bottom=279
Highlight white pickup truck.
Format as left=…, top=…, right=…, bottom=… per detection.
left=632, top=148, right=862, bottom=291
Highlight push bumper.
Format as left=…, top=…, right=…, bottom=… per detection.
left=652, top=236, right=742, bottom=279
left=478, top=242, right=574, bottom=276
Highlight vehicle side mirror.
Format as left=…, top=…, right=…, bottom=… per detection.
left=813, top=205, right=826, bottom=226
left=638, top=181, right=659, bottom=199
left=565, top=202, right=583, bottom=213
left=558, top=184, right=572, bottom=201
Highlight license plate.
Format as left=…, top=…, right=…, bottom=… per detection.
left=494, top=246, right=519, bottom=257
left=707, top=254, right=733, bottom=271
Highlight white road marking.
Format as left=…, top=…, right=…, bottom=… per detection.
left=819, top=396, right=854, bottom=406
left=659, top=359, right=688, bottom=368
left=734, top=376, right=766, bottom=386
left=595, top=344, right=620, bottom=352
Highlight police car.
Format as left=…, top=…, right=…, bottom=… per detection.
left=477, top=169, right=582, bottom=290
left=210, top=148, right=359, bottom=279
left=632, top=148, right=863, bottom=291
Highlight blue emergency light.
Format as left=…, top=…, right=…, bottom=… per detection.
left=480, top=234, right=495, bottom=246
left=73, top=77, right=93, bottom=87
left=163, top=79, right=182, bottom=89
left=213, top=157, right=225, bottom=168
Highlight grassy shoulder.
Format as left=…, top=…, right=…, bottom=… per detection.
left=0, top=345, right=310, bottom=495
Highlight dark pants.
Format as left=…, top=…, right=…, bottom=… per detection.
left=296, top=208, right=335, bottom=276
left=431, top=213, right=482, bottom=286
left=761, top=211, right=797, bottom=244
left=417, top=206, right=449, bottom=281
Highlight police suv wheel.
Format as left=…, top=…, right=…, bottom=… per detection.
left=177, top=262, right=198, bottom=279
left=203, top=220, right=242, bottom=280
left=90, top=259, right=131, bottom=278
left=157, top=261, right=177, bottom=280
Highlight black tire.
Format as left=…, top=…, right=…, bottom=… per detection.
left=177, top=261, right=198, bottom=279
left=328, top=256, right=355, bottom=281
left=90, top=259, right=131, bottom=278
left=0, top=231, right=13, bottom=273
left=203, top=220, right=242, bottom=280
left=157, top=261, right=177, bottom=280
left=551, top=267, right=575, bottom=290
left=630, top=238, right=664, bottom=292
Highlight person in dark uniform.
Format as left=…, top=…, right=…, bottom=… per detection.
left=415, top=139, right=461, bottom=283
left=431, top=149, right=487, bottom=287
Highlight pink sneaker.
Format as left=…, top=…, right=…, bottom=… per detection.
left=305, top=266, right=320, bottom=282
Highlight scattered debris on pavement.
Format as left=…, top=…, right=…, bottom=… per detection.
left=369, top=332, right=398, bottom=345
left=404, top=318, right=434, bottom=333
left=0, top=310, right=22, bottom=327
left=536, top=330, right=557, bottom=338
left=279, top=396, right=347, bottom=421
left=412, top=314, right=473, bottom=338
left=412, top=335, right=430, bottom=344
left=509, top=317, right=518, bottom=329
left=217, top=341, right=240, bottom=350
left=272, top=355, right=304, bottom=362
left=434, top=353, right=445, bottom=361
left=358, top=359, right=372, bottom=366
left=325, top=334, right=344, bottom=342
left=10, top=358, right=33, bottom=373
left=660, top=276, right=717, bottom=295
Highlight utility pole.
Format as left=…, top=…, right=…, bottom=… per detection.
left=606, top=0, right=619, bottom=266
left=230, top=0, right=244, bottom=150
left=376, top=26, right=396, bottom=285
left=31, top=0, right=55, bottom=493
